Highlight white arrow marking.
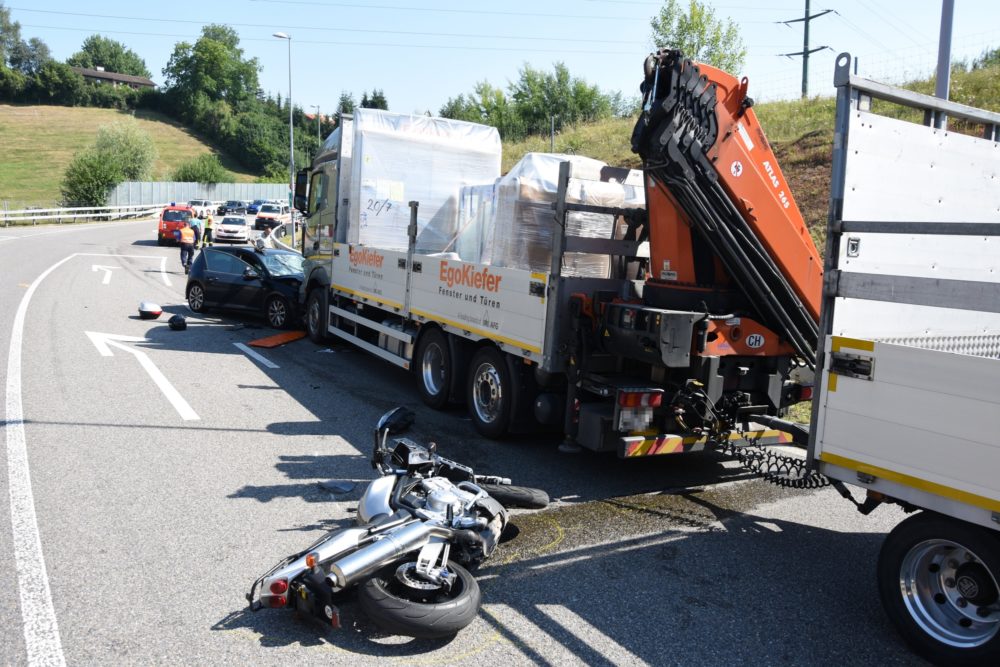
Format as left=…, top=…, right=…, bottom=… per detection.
left=91, top=264, right=118, bottom=285
left=85, top=331, right=200, bottom=421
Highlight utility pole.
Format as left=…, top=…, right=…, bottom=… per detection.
left=933, top=0, right=955, bottom=129
left=779, top=0, right=833, bottom=98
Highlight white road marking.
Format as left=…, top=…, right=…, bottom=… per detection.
left=91, top=264, right=118, bottom=285
left=159, top=256, right=172, bottom=287
left=0, top=219, right=152, bottom=243
left=85, top=332, right=200, bottom=421
left=234, top=343, right=280, bottom=369
left=5, top=256, right=71, bottom=666
left=537, top=605, right=649, bottom=667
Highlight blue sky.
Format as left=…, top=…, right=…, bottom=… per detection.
left=8, top=1, right=1000, bottom=115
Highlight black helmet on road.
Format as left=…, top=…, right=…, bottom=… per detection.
left=168, top=314, right=187, bottom=331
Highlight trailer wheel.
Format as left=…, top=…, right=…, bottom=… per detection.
left=878, top=512, right=1000, bottom=666
left=467, top=346, right=511, bottom=438
left=305, top=288, right=329, bottom=343
left=415, top=327, right=451, bottom=410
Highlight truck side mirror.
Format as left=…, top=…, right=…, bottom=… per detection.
left=294, top=169, right=309, bottom=214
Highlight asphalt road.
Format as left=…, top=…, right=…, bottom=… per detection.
left=0, top=219, right=925, bottom=666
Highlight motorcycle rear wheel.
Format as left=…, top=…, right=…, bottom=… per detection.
left=478, top=483, right=550, bottom=509
left=358, top=560, right=480, bottom=639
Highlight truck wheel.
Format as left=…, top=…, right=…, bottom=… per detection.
left=414, top=327, right=451, bottom=409
left=467, top=346, right=512, bottom=438
left=305, top=288, right=329, bottom=343
left=878, top=512, right=1000, bottom=666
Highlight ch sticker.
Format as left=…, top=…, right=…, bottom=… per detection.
left=730, top=161, right=743, bottom=177
left=746, top=333, right=765, bottom=349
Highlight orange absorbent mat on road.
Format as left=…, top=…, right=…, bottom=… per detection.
left=248, top=331, right=307, bottom=348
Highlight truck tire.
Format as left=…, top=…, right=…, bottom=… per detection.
left=305, top=288, right=329, bottom=343
left=478, top=483, right=549, bottom=509
left=358, top=560, right=480, bottom=639
left=878, top=512, right=1000, bottom=666
left=467, top=346, right=512, bottom=439
left=414, top=327, right=451, bottom=410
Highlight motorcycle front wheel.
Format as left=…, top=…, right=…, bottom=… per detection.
left=358, top=560, right=481, bottom=639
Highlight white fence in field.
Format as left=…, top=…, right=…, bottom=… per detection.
left=0, top=203, right=166, bottom=226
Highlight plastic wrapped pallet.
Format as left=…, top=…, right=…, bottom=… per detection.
left=348, top=109, right=502, bottom=253
left=489, top=153, right=645, bottom=277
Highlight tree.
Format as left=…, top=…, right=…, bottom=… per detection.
left=649, top=0, right=746, bottom=73
left=162, top=24, right=260, bottom=109
left=171, top=154, right=229, bottom=184
left=337, top=91, right=355, bottom=114
left=509, top=63, right=611, bottom=135
left=29, top=61, right=85, bottom=105
left=67, top=35, right=151, bottom=79
left=0, top=1, right=22, bottom=68
left=359, top=89, right=388, bottom=110
left=92, top=121, right=157, bottom=180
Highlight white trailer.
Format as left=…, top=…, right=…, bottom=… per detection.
left=809, top=53, right=1000, bottom=665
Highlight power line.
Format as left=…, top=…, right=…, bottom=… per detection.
left=9, top=7, right=634, bottom=45
left=854, top=0, right=928, bottom=49
left=245, top=0, right=646, bottom=21
left=20, top=24, right=638, bottom=55
left=777, top=1, right=834, bottom=97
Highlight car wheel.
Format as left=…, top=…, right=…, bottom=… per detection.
left=266, top=295, right=291, bottom=329
left=187, top=283, right=207, bottom=313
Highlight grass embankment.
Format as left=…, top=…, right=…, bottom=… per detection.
left=0, top=105, right=258, bottom=207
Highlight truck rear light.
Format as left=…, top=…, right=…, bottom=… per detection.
left=616, top=389, right=663, bottom=432
left=799, top=385, right=814, bottom=401
left=618, top=391, right=663, bottom=408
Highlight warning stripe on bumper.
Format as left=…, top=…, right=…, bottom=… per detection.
left=620, top=429, right=792, bottom=458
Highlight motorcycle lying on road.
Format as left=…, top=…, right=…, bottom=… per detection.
left=247, top=407, right=549, bottom=638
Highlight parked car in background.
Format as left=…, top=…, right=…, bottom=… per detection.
left=214, top=216, right=251, bottom=243
left=157, top=205, right=194, bottom=245
left=247, top=199, right=268, bottom=215
left=254, top=203, right=291, bottom=230
left=185, top=246, right=304, bottom=328
left=188, top=199, right=213, bottom=218
left=217, top=199, right=249, bottom=215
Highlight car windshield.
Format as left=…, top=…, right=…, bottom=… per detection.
left=162, top=210, right=190, bottom=222
left=222, top=217, right=246, bottom=225
left=252, top=200, right=266, bottom=205
left=261, top=253, right=303, bottom=276
left=260, top=204, right=279, bottom=213
left=226, top=201, right=242, bottom=206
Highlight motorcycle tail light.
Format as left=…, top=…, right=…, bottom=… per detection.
left=267, top=596, right=287, bottom=608
left=269, top=579, right=288, bottom=595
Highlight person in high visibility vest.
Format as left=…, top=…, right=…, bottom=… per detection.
left=179, top=220, right=196, bottom=273
left=203, top=212, right=214, bottom=247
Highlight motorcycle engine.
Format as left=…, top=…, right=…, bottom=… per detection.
left=415, top=477, right=507, bottom=566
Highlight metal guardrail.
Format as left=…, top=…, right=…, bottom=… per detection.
left=0, top=203, right=167, bottom=226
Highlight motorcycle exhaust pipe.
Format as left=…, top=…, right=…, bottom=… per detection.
left=325, top=522, right=451, bottom=590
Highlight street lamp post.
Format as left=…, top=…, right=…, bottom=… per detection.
left=311, top=104, right=321, bottom=145
left=273, top=31, right=295, bottom=248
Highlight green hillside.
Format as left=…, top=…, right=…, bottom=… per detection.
left=0, top=105, right=258, bottom=208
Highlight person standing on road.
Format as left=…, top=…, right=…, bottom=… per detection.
left=179, top=220, right=196, bottom=273
left=189, top=212, right=203, bottom=249
left=203, top=212, right=214, bottom=247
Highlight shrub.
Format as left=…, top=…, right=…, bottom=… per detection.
left=171, top=153, right=229, bottom=183
left=60, top=148, right=122, bottom=206
left=93, top=120, right=157, bottom=180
